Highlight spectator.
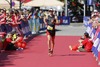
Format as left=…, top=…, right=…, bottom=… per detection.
left=2, top=33, right=18, bottom=51
left=12, top=33, right=26, bottom=50
left=69, top=32, right=93, bottom=52
left=72, top=16, right=78, bottom=23
left=10, top=10, right=23, bottom=36
left=0, top=9, right=7, bottom=33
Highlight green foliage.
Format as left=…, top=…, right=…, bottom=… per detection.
left=68, top=0, right=84, bottom=16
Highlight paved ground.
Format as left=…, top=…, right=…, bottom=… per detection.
left=41, top=23, right=86, bottom=36
left=0, top=23, right=99, bottom=67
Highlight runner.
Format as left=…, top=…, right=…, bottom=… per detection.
left=44, top=9, right=59, bottom=56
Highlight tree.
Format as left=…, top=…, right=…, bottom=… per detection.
left=59, top=0, right=64, bottom=2
left=69, top=0, right=84, bottom=16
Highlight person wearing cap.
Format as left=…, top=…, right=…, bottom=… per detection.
left=91, top=12, right=100, bottom=42
left=88, top=10, right=99, bottom=29
left=44, top=8, right=59, bottom=56
left=93, top=9, right=99, bottom=16
left=90, top=10, right=99, bottom=21
left=69, top=32, right=93, bottom=52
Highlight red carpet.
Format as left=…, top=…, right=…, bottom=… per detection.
left=0, top=36, right=99, bottom=67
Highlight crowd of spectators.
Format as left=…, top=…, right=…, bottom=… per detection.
left=69, top=9, right=100, bottom=52
left=0, top=8, right=58, bottom=52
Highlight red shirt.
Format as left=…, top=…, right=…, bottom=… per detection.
left=17, top=37, right=23, bottom=42
left=0, top=13, right=6, bottom=24
left=3, top=38, right=12, bottom=49
left=11, top=15, right=19, bottom=27
left=82, top=38, right=93, bottom=52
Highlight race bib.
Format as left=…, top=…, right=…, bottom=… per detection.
left=47, top=25, right=53, bottom=30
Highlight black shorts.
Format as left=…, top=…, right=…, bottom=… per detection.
left=47, top=30, right=55, bottom=37
left=5, top=43, right=18, bottom=50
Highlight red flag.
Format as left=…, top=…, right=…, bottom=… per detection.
left=21, top=0, right=31, bottom=3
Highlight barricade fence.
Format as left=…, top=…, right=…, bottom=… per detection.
left=84, top=16, right=100, bottom=65
left=58, top=16, right=70, bottom=25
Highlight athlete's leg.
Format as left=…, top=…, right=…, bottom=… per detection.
left=50, top=36, right=55, bottom=55
left=47, top=35, right=51, bottom=54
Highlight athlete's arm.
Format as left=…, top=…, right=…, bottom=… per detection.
left=43, top=16, right=48, bottom=26
left=55, top=16, right=60, bottom=25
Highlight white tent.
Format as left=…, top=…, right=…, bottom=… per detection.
left=24, top=0, right=64, bottom=7
left=0, top=0, right=20, bottom=9
left=40, top=6, right=63, bottom=11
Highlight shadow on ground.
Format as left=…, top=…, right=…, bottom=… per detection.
left=53, top=53, right=86, bottom=57
left=0, top=51, right=23, bottom=67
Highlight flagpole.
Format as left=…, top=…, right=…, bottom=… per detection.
left=84, top=2, right=86, bottom=17
left=10, top=0, right=12, bottom=9
left=65, top=0, right=68, bottom=16
left=20, top=0, right=21, bottom=10
left=93, top=1, right=95, bottom=10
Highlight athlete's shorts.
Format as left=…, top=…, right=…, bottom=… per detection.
left=46, top=30, right=55, bottom=37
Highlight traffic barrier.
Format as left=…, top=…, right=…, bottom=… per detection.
left=84, top=16, right=100, bottom=65
left=20, top=20, right=31, bottom=36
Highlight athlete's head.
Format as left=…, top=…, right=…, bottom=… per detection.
left=49, top=8, right=53, bottom=15
left=84, top=32, right=90, bottom=38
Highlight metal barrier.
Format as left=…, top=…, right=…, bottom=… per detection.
left=84, top=16, right=100, bottom=65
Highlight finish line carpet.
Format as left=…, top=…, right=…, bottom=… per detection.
left=0, top=36, right=99, bottom=67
